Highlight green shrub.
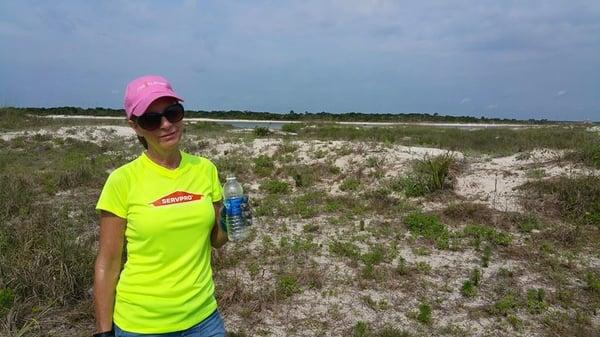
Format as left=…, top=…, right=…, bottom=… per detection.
left=329, top=240, right=361, bottom=260
left=520, top=175, right=600, bottom=228
left=253, top=127, right=270, bottom=137
left=563, top=141, right=600, bottom=168
left=286, top=165, right=316, bottom=187
left=276, top=274, right=299, bottom=298
left=281, top=123, right=304, bottom=133
left=340, top=177, right=361, bottom=191
left=463, top=225, right=512, bottom=246
left=361, top=245, right=386, bottom=265
left=416, top=303, right=432, bottom=324
left=491, top=293, right=520, bottom=316
left=413, top=153, right=457, bottom=191
left=527, top=288, right=547, bottom=314
left=404, top=212, right=450, bottom=249
left=352, top=321, right=369, bottom=337
left=394, top=176, right=429, bottom=197
left=392, top=153, right=457, bottom=197
left=260, top=179, right=290, bottom=194
left=481, top=246, right=492, bottom=267
left=518, top=214, right=541, bottom=233
left=254, top=155, right=275, bottom=176
left=0, top=288, right=14, bottom=313
left=461, top=281, right=477, bottom=298
left=585, top=272, right=600, bottom=294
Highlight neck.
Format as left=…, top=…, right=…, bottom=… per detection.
left=145, top=147, right=181, bottom=169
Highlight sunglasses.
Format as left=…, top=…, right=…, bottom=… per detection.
left=132, top=103, right=185, bottom=131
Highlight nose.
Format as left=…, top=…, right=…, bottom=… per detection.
left=159, top=115, right=173, bottom=129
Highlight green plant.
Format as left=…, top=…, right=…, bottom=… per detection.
left=366, top=156, right=382, bottom=168
left=352, top=321, right=370, bottom=337
left=470, top=268, right=481, bottom=286
left=329, top=240, right=361, bottom=260
left=519, top=175, right=600, bottom=228
left=253, top=127, right=270, bottom=137
left=526, top=168, right=546, bottom=180
left=260, top=179, right=290, bottom=194
left=481, top=246, right=492, bottom=267
left=563, top=141, right=600, bottom=168
left=340, top=177, right=361, bottom=191
left=361, top=245, right=386, bottom=265
left=404, top=212, right=450, bottom=249
left=414, top=153, right=457, bottom=190
left=585, top=272, right=600, bottom=294
left=276, top=274, right=300, bottom=299
left=0, top=288, right=14, bottom=313
left=461, top=281, right=477, bottom=298
left=491, top=293, right=519, bottom=316
left=281, top=123, right=303, bottom=133
left=396, top=257, right=408, bottom=275
left=285, top=165, right=317, bottom=187
left=518, top=214, right=541, bottom=233
left=464, top=225, right=512, bottom=246
left=416, top=303, right=432, bottom=324
left=527, top=288, right=547, bottom=314
left=254, top=155, right=275, bottom=176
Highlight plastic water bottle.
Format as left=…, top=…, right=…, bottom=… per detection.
left=223, top=176, right=249, bottom=241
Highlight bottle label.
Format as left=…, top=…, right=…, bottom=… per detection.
left=225, top=196, right=244, bottom=217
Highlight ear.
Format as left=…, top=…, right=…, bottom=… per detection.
left=127, top=118, right=143, bottom=136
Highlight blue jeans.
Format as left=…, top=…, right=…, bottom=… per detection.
left=114, top=310, right=226, bottom=337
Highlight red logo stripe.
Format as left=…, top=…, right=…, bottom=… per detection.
left=151, top=191, right=203, bottom=206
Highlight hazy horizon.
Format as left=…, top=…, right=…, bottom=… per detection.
left=1, top=1, right=599, bottom=122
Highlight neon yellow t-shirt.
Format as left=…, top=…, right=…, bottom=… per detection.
left=96, top=151, right=223, bottom=333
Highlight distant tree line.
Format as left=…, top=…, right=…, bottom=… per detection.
left=0, top=106, right=568, bottom=124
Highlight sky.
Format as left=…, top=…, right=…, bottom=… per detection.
left=0, top=0, right=599, bottom=121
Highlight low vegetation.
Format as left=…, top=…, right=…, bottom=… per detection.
left=1, top=110, right=599, bottom=336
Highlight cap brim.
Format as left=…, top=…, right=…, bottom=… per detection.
left=131, top=92, right=184, bottom=117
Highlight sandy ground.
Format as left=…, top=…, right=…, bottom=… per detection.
left=35, top=114, right=550, bottom=128
left=6, top=123, right=599, bottom=336
left=4, top=123, right=591, bottom=214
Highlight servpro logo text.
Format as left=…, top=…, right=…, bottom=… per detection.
left=150, top=191, right=203, bottom=206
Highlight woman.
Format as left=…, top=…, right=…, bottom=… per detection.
left=93, top=75, right=238, bottom=337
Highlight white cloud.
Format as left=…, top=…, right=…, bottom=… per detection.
left=556, top=90, right=568, bottom=97
left=460, top=97, right=471, bottom=104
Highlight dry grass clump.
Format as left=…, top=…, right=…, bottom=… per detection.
left=519, top=175, right=600, bottom=228
left=391, top=152, right=461, bottom=197
left=562, top=140, right=600, bottom=168
left=0, top=174, right=95, bottom=336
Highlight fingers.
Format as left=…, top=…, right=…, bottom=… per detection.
left=242, top=194, right=253, bottom=226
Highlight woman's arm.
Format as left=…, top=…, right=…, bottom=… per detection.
left=211, top=201, right=228, bottom=249
left=93, top=211, right=126, bottom=333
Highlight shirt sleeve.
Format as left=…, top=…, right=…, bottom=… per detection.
left=210, top=161, right=223, bottom=202
left=96, top=169, right=129, bottom=219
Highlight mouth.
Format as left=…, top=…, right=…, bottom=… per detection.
left=160, top=131, right=178, bottom=139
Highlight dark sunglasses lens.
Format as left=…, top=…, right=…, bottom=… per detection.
left=137, top=113, right=162, bottom=130
left=164, top=104, right=184, bottom=123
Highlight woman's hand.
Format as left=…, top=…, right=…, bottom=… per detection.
left=220, top=195, right=253, bottom=232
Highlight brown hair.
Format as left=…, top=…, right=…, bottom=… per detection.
left=137, top=135, right=148, bottom=149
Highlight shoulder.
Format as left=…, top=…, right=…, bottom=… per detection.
left=105, top=155, right=143, bottom=183
left=182, top=152, right=218, bottom=171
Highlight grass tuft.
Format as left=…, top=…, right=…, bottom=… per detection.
left=404, top=212, right=450, bottom=249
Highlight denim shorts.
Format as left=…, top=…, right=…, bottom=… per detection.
left=114, top=310, right=226, bottom=337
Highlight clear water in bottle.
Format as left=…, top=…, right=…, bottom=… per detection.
left=223, top=176, right=249, bottom=241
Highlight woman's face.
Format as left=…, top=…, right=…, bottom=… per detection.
left=130, top=97, right=183, bottom=152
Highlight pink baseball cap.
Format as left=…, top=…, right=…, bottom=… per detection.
left=123, top=75, right=184, bottom=119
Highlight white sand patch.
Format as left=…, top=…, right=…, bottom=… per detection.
left=1, top=125, right=135, bottom=143
left=454, top=150, right=592, bottom=212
